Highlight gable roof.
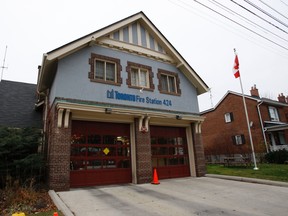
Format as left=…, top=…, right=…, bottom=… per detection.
left=201, top=90, right=288, bottom=115
left=0, top=80, right=42, bottom=128
left=37, top=11, right=209, bottom=95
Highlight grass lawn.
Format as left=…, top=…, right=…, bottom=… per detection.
left=206, top=163, right=288, bottom=182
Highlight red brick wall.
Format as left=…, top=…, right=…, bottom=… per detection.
left=201, top=94, right=266, bottom=157
left=47, top=106, right=71, bottom=191
left=134, top=118, right=152, bottom=183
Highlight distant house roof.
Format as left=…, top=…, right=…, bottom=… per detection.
left=201, top=90, right=288, bottom=115
left=0, top=80, right=42, bottom=128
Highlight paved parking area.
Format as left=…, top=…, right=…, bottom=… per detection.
left=56, top=177, right=288, bottom=216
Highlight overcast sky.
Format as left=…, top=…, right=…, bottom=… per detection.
left=1, top=0, right=287, bottom=111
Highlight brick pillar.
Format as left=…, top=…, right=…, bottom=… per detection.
left=47, top=107, right=71, bottom=191
left=134, top=118, right=152, bottom=183
left=192, top=122, right=206, bottom=177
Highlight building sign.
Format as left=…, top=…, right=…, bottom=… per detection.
left=107, top=89, right=172, bottom=107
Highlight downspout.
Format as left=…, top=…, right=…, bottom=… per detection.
left=257, top=100, right=269, bottom=153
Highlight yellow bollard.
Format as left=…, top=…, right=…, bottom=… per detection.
left=12, top=213, right=25, bottom=216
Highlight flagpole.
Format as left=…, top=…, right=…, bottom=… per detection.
left=234, top=49, right=258, bottom=170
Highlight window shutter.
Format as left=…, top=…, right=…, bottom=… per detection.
left=232, top=136, right=236, bottom=144
left=241, top=134, right=246, bottom=144
left=230, top=112, right=234, bottom=121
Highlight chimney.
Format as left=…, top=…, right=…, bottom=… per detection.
left=250, top=84, right=259, bottom=98
left=278, top=93, right=286, bottom=103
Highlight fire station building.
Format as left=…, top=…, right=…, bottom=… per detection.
left=36, top=12, right=209, bottom=191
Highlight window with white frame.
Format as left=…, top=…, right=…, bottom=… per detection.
left=160, top=74, right=176, bottom=93
left=130, top=67, right=149, bottom=88
left=88, top=53, right=122, bottom=86
left=232, top=134, right=245, bottom=145
left=126, top=62, right=154, bottom=91
left=157, top=69, right=181, bottom=96
left=224, top=112, right=233, bottom=123
left=268, top=106, right=279, bottom=121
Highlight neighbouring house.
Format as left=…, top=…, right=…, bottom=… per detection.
left=201, top=85, right=288, bottom=163
left=0, top=80, right=42, bottom=128
left=36, top=12, right=209, bottom=191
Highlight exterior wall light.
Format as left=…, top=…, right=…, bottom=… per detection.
left=105, top=108, right=112, bottom=114
left=176, top=115, right=182, bottom=120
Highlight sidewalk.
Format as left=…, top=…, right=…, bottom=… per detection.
left=206, top=174, right=288, bottom=187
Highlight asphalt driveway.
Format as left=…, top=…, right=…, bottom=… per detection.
left=55, top=177, right=288, bottom=216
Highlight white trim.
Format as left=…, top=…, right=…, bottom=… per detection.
left=128, top=24, right=133, bottom=43
left=130, top=122, right=137, bottom=184
left=64, top=109, right=70, bottom=128
left=97, top=38, right=174, bottom=63
left=57, top=108, right=64, bottom=128
left=186, top=125, right=196, bottom=177
left=146, top=30, right=150, bottom=49
left=137, top=22, right=142, bottom=46
left=119, top=28, right=123, bottom=41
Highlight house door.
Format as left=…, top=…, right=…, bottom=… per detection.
left=70, top=121, right=131, bottom=187
left=150, top=126, right=190, bottom=179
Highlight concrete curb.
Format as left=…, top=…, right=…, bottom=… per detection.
left=206, top=174, right=288, bottom=187
left=48, top=190, right=74, bottom=216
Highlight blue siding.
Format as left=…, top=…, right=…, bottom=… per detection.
left=123, top=26, right=129, bottom=43
left=149, top=35, right=155, bottom=50
left=140, top=25, right=146, bottom=47
left=50, top=46, right=199, bottom=113
left=132, top=23, right=138, bottom=44
left=113, top=31, right=119, bottom=40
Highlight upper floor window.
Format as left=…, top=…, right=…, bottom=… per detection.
left=224, top=112, right=234, bottom=123
left=131, top=67, right=149, bottom=87
left=89, top=53, right=122, bottom=86
left=268, top=106, right=279, bottom=121
left=126, top=62, right=154, bottom=91
left=232, top=134, right=245, bottom=145
left=157, top=69, right=181, bottom=96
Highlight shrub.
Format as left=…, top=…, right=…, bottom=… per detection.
left=0, top=127, right=44, bottom=188
left=265, top=149, right=288, bottom=164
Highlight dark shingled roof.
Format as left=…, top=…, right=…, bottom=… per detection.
left=0, top=80, right=42, bottom=128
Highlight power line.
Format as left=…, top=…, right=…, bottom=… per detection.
left=192, top=0, right=288, bottom=50
left=243, top=0, right=288, bottom=29
left=230, top=0, right=288, bottom=34
left=209, top=0, right=288, bottom=44
left=258, top=0, right=288, bottom=21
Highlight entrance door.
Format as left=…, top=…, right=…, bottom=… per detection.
left=70, top=121, right=131, bottom=187
left=151, top=126, right=190, bottom=179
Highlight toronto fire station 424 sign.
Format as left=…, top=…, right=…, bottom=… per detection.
left=106, top=89, right=172, bottom=107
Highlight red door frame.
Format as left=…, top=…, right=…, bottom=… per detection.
left=150, top=126, right=190, bottom=179
left=70, top=121, right=132, bottom=187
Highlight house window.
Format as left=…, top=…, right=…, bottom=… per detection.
left=131, top=67, right=149, bottom=87
left=224, top=112, right=233, bottom=123
left=89, top=53, right=122, bottom=86
left=232, top=135, right=245, bottom=145
left=157, top=69, right=181, bottom=96
left=268, top=106, right=279, bottom=121
left=126, top=62, right=154, bottom=91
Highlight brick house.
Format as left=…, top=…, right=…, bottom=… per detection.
left=201, top=85, right=288, bottom=163
left=36, top=12, right=209, bottom=191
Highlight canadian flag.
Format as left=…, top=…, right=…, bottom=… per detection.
left=233, top=53, right=240, bottom=78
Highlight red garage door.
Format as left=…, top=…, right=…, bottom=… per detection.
left=151, top=126, right=190, bottom=179
left=70, top=121, right=131, bottom=187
